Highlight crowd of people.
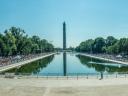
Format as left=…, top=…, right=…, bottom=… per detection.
left=88, top=53, right=128, bottom=62
left=0, top=53, right=51, bottom=67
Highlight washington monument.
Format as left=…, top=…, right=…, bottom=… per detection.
left=63, top=21, right=67, bottom=76
left=63, top=22, right=66, bottom=50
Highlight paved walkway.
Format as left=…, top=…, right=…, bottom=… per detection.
left=78, top=53, right=128, bottom=65
left=0, top=53, right=55, bottom=72
left=0, top=78, right=128, bottom=96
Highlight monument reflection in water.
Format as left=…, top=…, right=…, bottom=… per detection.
left=63, top=52, right=67, bottom=76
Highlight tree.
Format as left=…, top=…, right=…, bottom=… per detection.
left=118, top=38, right=127, bottom=54
left=4, top=30, right=16, bottom=56
left=77, top=39, right=94, bottom=52
left=106, top=43, right=119, bottom=54
left=123, top=38, right=128, bottom=54
left=93, top=37, right=105, bottom=53
left=0, top=34, right=6, bottom=56
left=106, top=36, right=117, bottom=47
left=9, top=27, right=27, bottom=55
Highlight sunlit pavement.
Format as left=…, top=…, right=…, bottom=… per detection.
left=0, top=78, right=128, bottom=96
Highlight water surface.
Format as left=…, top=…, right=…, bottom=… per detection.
left=5, top=52, right=128, bottom=76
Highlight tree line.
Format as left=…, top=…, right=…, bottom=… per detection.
left=76, top=36, right=128, bottom=55
left=0, top=27, right=54, bottom=56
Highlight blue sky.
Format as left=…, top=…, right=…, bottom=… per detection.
left=0, top=0, right=128, bottom=47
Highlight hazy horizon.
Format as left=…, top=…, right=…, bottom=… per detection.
left=0, top=0, right=128, bottom=48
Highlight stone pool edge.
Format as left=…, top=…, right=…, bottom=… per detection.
left=78, top=53, right=128, bottom=65
left=0, top=53, right=56, bottom=72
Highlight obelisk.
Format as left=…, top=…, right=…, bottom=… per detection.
left=63, top=22, right=66, bottom=50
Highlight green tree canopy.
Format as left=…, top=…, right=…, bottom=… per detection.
left=0, top=27, right=54, bottom=57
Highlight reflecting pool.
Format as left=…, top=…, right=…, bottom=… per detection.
left=5, top=52, right=128, bottom=76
